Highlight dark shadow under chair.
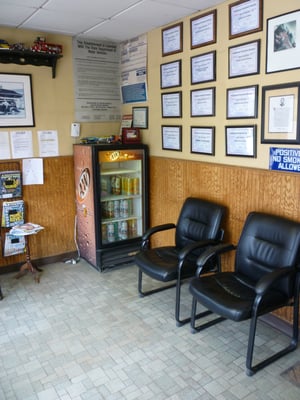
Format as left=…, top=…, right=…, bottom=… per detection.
left=189, top=211, right=300, bottom=376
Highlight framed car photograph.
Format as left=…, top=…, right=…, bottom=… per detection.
left=0, top=73, right=35, bottom=127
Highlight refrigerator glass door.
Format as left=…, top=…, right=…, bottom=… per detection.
left=98, top=149, right=144, bottom=245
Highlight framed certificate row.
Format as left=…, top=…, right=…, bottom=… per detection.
left=160, top=39, right=261, bottom=90
left=161, top=86, right=257, bottom=119
left=161, top=0, right=262, bottom=56
left=161, top=124, right=257, bottom=158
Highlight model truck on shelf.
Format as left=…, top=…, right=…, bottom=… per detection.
left=30, top=37, right=62, bottom=54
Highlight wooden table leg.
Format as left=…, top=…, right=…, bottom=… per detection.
left=15, top=235, right=42, bottom=282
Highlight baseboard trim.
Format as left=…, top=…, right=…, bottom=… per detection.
left=260, top=314, right=298, bottom=338
left=0, top=251, right=78, bottom=275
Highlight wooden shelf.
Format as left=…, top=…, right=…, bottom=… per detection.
left=0, top=50, right=62, bottom=78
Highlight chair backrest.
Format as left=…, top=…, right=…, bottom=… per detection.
left=236, top=212, right=300, bottom=296
left=175, top=197, right=225, bottom=250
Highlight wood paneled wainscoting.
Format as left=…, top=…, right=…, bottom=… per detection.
left=0, top=156, right=76, bottom=272
left=149, top=156, right=300, bottom=327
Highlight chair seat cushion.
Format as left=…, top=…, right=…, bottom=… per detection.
left=135, top=246, right=198, bottom=282
left=189, top=272, right=289, bottom=322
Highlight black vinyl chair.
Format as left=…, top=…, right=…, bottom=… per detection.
left=135, top=197, right=225, bottom=326
left=189, top=212, right=300, bottom=376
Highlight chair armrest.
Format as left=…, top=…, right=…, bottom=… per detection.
left=195, top=243, right=236, bottom=276
left=142, top=223, right=176, bottom=241
left=255, top=266, right=295, bottom=296
left=178, top=239, right=220, bottom=263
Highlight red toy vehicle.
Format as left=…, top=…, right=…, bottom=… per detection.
left=31, top=37, right=62, bottom=54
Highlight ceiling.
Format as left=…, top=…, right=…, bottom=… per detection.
left=0, top=0, right=224, bottom=42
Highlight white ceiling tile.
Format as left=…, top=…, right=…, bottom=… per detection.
left=21, top=9, right=104, bottom=36
left=0, top=0, right=225, bottom=42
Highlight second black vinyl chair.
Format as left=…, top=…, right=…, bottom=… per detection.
left=135, top=197, right=225, bottom=326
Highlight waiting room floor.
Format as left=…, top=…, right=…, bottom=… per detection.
left=0, top=259, right=299, bottom=400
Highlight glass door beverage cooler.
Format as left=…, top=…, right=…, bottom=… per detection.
left=74, top=143, right=149, bottom=271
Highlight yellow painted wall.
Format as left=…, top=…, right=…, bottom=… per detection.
left=0, top=27, right=120, bottom=156
left=123, top=0, right=300, bottom=170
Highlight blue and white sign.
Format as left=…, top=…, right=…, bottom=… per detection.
left=269, top=147, right=300, bottom=173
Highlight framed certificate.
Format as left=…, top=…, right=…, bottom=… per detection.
left=229, top=0, right=263, bottom=39
left=161, top=91, right=182, bottom=118
left=190, top=10, right=217, bottom=49
left=261, top=82, right=300, bottom=144
left=229, top=40, right=260, bottom=78
left=191, top=51, right=216, bottom=84
left=191, top=126, right=215, bottom=155
left=191, top=88, right=215, bottom=117
left=132, top=106, right=148, bottom=129
left=227, top=85, right=258, bottom=119
left=162, top=125, right=182, bottom=151
left=162, top=22, right=183, bottom=56
left=160, top=60, right=181, bottom=89
left=226, top=125, right=256, bottom=157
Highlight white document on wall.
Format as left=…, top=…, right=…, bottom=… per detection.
left=10, top=130, right=33, bottom=159
left=38, top=130, right=59, bottom=157
left=0, top=131, right=11, bottom=159
left=22, top=158, right=44, bottom=185
left=120, top=34, right=148, bottom=103
left=72, top=38, right=121, bottom=122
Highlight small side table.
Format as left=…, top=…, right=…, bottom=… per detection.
left=10, top=223, right=44, bottom=283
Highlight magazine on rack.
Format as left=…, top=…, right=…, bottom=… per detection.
left=9, top=222, right=44, bottom=236
left=0, top=171, right=22, bottom=199
left=1, top=200, right=25, bottom=228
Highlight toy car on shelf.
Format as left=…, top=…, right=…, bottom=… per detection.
left=0, top=39, right=10, bottom=49
left=31, top=37, right=62, bottom=55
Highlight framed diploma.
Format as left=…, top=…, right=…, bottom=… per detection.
left=190, top=10, right=217, bottom=49
left=191, top=51, right=216, bottom=85
left=162, top=22, right=183, bottom=56
left=161, top=91, right=182, bottom=118
left=229, top=40, right=260, bottom=78
left=226, top=125, right=256, bottom=157
left=227, top=85, right=258, bottom=119
left=261, top=82, right=300, bottom=144
left=160, top=60, right=181, bottom=89
left=191, top=126, right=215, bottom=155
left=266, top=10, right=300, bottom=74
left=162, top=125, right=182, bottom=151
left=229, top=0, right=263, bottom=39
left=132, top=106, right=148, bottom=129
left=191, top=88, right=215, bottom=117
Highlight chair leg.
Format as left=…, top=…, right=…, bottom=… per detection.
left=246, top=294, right=299, bottom=376
left=190, top=296, right=223, bottom=333
left=138, top=269, right=176, bottom=297
left=0, top=285, right=3, bottom=300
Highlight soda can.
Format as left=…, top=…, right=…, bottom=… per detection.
left=120, top=199, right=129, bottom=218
left=101, top=224, right=107, bottom=242
left=113, top=200, right=120, bottom=218
left=119, top=221, right=128, bottom=240
left=111, top=176, right=121, bottom=195
left=107, top=223, right=115, bottom=242
left=128, top=219, right=137, bottom=237
left=132, top=177, right=139, bottom=195
left=106, top=200, right=114, bottom=218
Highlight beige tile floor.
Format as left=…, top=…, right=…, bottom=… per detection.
left=0, top=259, right=299, bottom=400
